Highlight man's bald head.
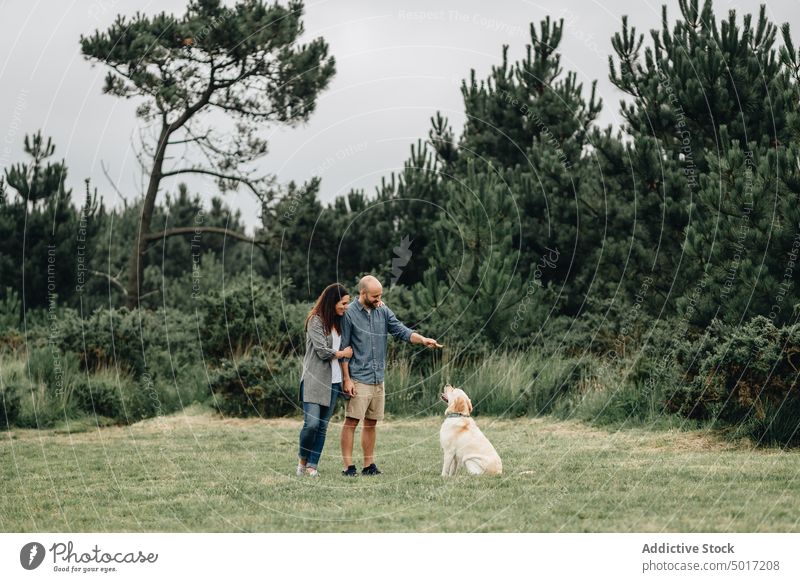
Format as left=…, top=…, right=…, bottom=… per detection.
left=358, top=275, right=383, bottom=309
left=358, top=275, right=382, bottom=293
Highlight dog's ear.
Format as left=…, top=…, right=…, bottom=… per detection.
left=466, top=396, right=473, bottom=414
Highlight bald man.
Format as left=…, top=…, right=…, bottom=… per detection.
left=339, top=275, right=439, bottom=476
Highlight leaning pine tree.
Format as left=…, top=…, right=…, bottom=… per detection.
left=80, top=0, right=335, bottom=307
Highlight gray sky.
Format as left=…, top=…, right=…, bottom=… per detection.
left=0, top=0, right=797, bottom=232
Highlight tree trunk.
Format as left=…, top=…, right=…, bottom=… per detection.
left=145, top=226, right=256, bottom=245
left=125, top=124, right=170, bottom=308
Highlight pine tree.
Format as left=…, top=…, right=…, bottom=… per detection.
left=423, top=16, right=604, bottom=316
left=603, top=0, right=798, bottom=326
left=0, top=135, right=102, bottom=312
left=4, top=132, right=69, bottom=209
left=445, top=17, right=601, bottom=172
left=414, top=161, right=525, bottom=345
left=80, top=0, right=335, bottom=306
left=259, top=177, right=336, bottom=297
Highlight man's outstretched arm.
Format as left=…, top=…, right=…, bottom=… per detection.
left=385, top=306, right=440, bottom=348
left=409, top=332, right=441, bottom=348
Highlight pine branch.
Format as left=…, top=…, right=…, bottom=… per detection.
left=89, top=270, right=128, bottom=296
left=160, top=167, right=262, bottom=196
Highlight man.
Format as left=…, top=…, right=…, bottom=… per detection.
left=339, top=275, right=440, bottom=476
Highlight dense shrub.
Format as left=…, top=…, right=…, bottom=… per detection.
left=13, top=383, right=71, bottom=428
left=58, top=306, right=201, bottom=378
left=208, top=347, right=300, bottom=417
left=729, top=398, right=800, bottom=446
left=200, top=277, right=307, bottom=362
left=71, top=378, right=123, bottom=419
left=0, top=328, right=25, bottom=354
left=0, top=308, right=206, bottom=427
left=0, top=350, right=75, bottom=428
left=26, top=345, right=81, bottom=399
left=0, top=286, right=21, bottom=331
left=0, top=384, right=21, bottom=429
left=71, top=374, right=161, bottom=423
left=551, top=295, right=671, bottom=358
left=669, top=316, right=800, bottom=445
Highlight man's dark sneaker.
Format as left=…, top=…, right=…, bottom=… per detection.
left=342, top=465, right=358, bottom=477
left=361, top=463, right=382, bottom=476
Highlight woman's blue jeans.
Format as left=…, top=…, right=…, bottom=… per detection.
left=298, top=381, right=341, bottom=468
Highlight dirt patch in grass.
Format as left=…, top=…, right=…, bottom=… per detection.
left=132, top=405, right=302, bottom=431
left=634, top=430, right=746, bottom=453
left=519, top=417, right=616, bottom=439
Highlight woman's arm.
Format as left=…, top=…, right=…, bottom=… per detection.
left=308, top=316, right=338, bottom=361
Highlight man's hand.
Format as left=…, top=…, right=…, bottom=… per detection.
left=410, top=332, right=443, bottom=349
left=422, top=337, right=443, bottom=349
left=344, top=379, right=356, bottom=396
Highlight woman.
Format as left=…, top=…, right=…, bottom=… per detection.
left=297, top=283, right=352, bottom=477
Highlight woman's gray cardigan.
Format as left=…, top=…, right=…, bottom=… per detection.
left=301, top=315, right=341, bottom=406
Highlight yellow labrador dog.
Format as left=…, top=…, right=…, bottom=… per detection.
left=439, top=384, right=502, bottom=476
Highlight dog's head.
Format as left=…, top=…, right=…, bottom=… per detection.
left=441, top=384, right=473, bottom=416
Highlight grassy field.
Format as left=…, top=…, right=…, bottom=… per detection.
left=1, top=404, right=799, bottom=532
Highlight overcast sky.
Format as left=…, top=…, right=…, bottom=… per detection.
left=0, top=0, right=797, bottom=232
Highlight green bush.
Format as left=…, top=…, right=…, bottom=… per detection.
left=199, top=277, right=307, bottom=362
left=0, top=327, right=24, bottom=354
left=27, top=346, right=81, bottom=401
left=669, top=316, right=800, bottom=445
left=71, top=378, right=123, bottom=419
left=0, top=344, right=192, bottom=427
left=59, top=306, right=201, bottom=378
left=0, top=286, right=21, bottom=330
left=14, top=382, right=71, bottom=428
left=729, top=397, right=800, bottom=446
left=55, top=306, right=208, bottom=420
left=0, top=384, right=21, bottom=429
left=71, top=374, right=160, bottom=423
left=0, top=351, right=72, bottom=428
left=208, top=347, right=300, bottom=417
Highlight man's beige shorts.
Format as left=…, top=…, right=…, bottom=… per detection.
left=345, top=381, right=385, bottom=421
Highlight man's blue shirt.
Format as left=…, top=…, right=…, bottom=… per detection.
left=340, top=300, right=414, bottom=384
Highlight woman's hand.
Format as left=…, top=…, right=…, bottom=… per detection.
left=337, top=346, right=353, bottom=359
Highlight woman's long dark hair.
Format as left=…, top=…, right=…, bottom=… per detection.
left=305, top=283, right=349, bottom=334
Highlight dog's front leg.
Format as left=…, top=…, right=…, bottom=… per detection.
left=442, top=450, right=456, bottom=477
left=449, top=458, right=460, bottom=476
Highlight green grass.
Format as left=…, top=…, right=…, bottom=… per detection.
left=1, top=403, right=799, bottom=532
